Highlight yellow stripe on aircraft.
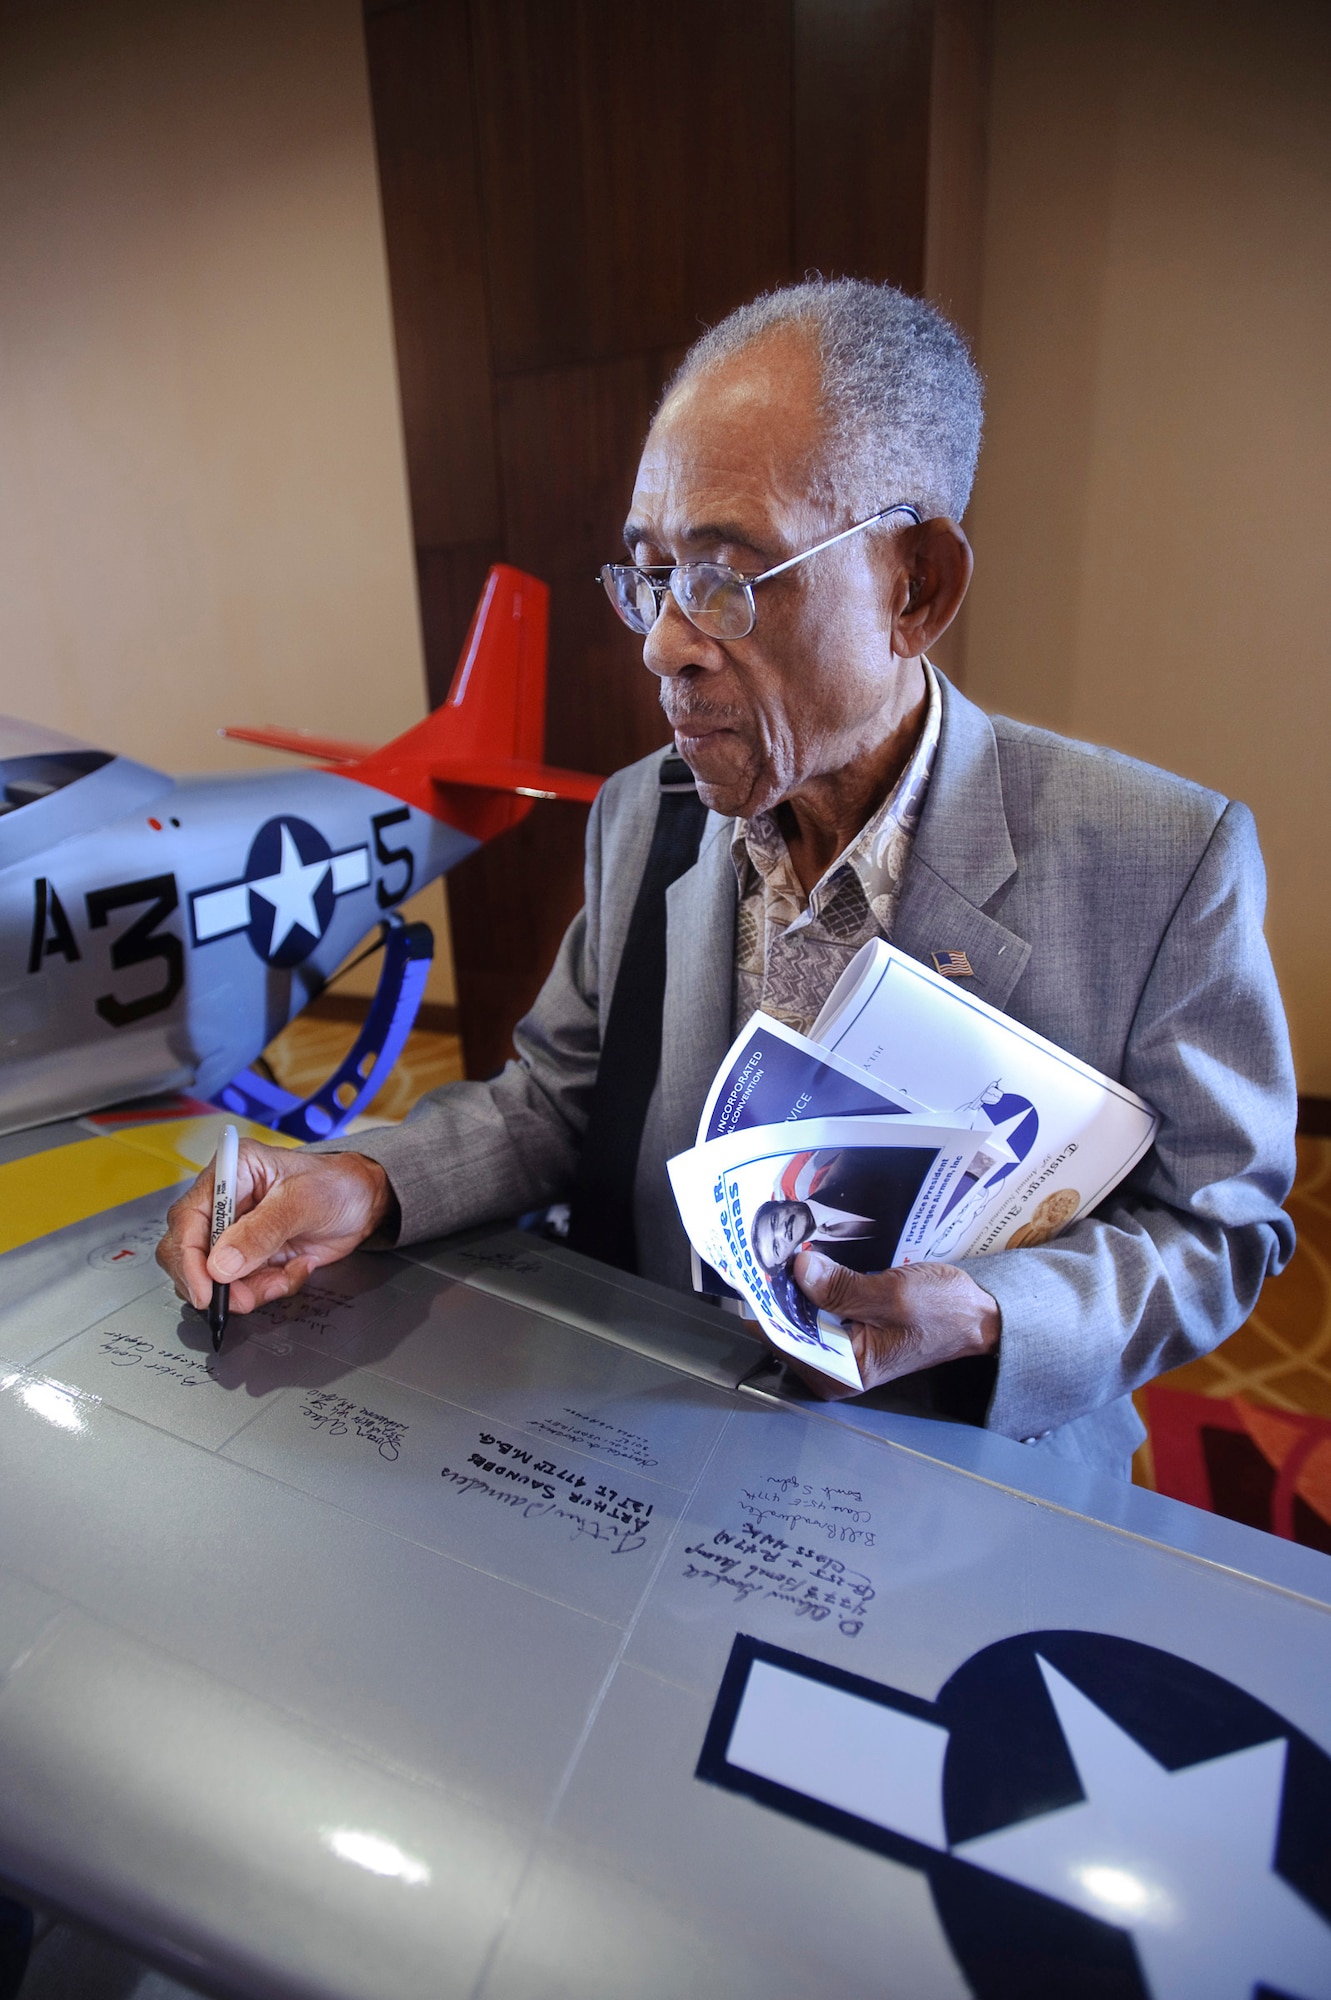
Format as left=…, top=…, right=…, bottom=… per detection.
left=0, top=1118, right=299, bottom=1257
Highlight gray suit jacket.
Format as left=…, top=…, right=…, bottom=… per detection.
left=330, top=675, right=1297, bottom=1477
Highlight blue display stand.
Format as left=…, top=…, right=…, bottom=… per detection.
left=214, top=915, right=434, bottom=1141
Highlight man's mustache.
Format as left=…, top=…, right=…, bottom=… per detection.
left=659, top=693, right=741, bottom=733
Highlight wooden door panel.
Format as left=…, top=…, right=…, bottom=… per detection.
left=793, top=0, right=933, bottom=287
left=445, top=807, right=592, bottom=1081
left=496, top=350, right=682, bottom=775
left=364, top=0, right=964, bottom=1078
left=364, top=0, right=500, bottom=546
left=470, top=0, right=794, bottom=374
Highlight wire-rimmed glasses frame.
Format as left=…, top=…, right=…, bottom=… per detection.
left=596, top=501, right=923, bottom=642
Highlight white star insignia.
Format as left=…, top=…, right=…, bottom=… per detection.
left=982, top=1105, right=1035, bottom=1152
left=955, top=1657, right=1331, bottom=2000
left=247, top=823, right=329, bottom=953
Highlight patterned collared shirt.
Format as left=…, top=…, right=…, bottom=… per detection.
left=731, top=661, right=941, bottom=1034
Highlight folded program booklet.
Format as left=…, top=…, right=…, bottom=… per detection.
left=687, top=1013, right=1012, bottom=1319
left=697, top=1011, right=933, bottom=1142
left=668, top=946, right=1157, bottom=1387
left=809, top=941, right=1159, bottom=1259
left=669, top=1110, right=1008, bottom=1389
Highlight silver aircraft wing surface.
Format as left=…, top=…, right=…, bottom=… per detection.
left=0, top=1135, right=1329, bottom=2000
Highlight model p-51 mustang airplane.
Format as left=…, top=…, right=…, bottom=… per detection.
left=0, top=566, right=600, bottom=1141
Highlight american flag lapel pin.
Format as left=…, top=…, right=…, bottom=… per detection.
left=931, top=949, right=975, bottom=979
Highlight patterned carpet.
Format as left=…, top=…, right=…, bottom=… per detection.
left=1131, top=1136, right=1331, bottom=1557
left=1134, top=1136, right=1331, bottom=1498
left=262, top=1009, right=464, bottom=1125
left=1153, top=1136, right=1331, bottom=1418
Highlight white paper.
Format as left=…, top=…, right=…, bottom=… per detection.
left=810, top=941, right=1158, bottom=1257
left=668, top=1114, right=988, bottom=1388
left=692, top=1014, right=952, bottom=1305
left=697, top=1012, right=933, bottom=1145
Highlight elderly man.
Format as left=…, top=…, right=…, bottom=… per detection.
left=157, top=279, right=1296, bottom=1478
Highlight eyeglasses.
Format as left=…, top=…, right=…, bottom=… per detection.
left=597, top=502, right=922, bottom=642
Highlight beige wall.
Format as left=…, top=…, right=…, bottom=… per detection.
left=0, top=0, right=456, bottom=1003
left=964, top=0, right=1331, bottom=1089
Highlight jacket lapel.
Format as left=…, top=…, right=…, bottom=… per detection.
left=659, top=812, right=737, bottom=1158
left=654, top=674, right=1029, bottom=1160
left=892, top=674, right=1031, bottom=1014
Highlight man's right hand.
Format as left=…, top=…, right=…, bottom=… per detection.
left=155, top=1141, right=396, bottom=1317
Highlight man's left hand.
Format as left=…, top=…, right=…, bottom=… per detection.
left=780, top=1251, right=1000, bottom=1399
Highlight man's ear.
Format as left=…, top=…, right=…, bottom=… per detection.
left=889, top=518, right=973, bottom=658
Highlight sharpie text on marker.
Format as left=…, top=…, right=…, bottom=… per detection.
left=208, top=1123, right=239, bottom=1352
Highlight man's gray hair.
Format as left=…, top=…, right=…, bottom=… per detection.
left=664, top=279, right=983, bottom=522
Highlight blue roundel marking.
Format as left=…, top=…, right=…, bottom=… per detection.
left=931, top=1629, right=1331, bottom=1998
left=699, top=1627, right=1331, bottom=2000
left=189, top=816, right=373, bottom=965
left=243, top=816, right=336, bottom=968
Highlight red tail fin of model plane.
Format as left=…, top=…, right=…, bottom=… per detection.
left=224, top=565, right=601, bottom=841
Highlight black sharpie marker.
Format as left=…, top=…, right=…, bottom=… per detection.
left=208, top=1123, right=239, bottom=1352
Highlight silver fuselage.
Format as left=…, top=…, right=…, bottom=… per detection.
left=0, top=752, right=476, bottom=1133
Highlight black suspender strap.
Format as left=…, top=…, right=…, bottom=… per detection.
left=566, top=755, right=708, bottom=1272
